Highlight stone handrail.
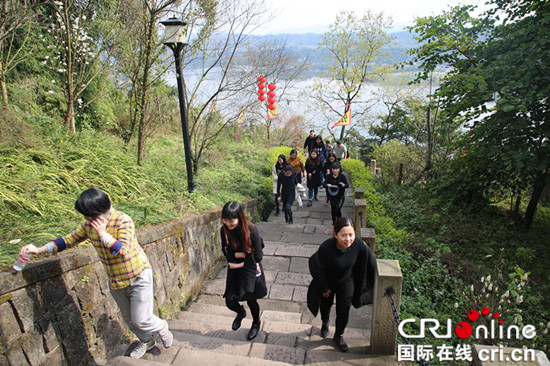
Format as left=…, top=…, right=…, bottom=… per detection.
left=0, top=199, right=259, bottom=365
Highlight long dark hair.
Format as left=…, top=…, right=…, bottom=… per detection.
left=306, top=150, right=321, bottom=167
left=221, top=201, right=252, bottom=253
left=333, top=217, right=354, bottom=234
left=275, top=154, right=286, bottom=174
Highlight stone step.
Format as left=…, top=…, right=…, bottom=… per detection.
left=158, top=348, right=293, bottom=366
left=167, top=331, right=307, bottom=365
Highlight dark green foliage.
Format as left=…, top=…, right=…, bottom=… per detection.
left=407, top=0, right=550, bottom=228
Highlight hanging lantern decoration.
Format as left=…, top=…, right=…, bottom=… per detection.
left=257, top=76, right=267, bottom=103
left=267, top=83, right=277, bottom=114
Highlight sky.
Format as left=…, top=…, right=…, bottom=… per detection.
left=256, top=0, right=486, bottom=34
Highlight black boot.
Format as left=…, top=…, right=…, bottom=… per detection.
left=320, top=322, right=329, bottom=338
left=284, top=212, right=289, bottom=223
left=288, top=211, right=293, bottom=225
left=232, top=307, right=246, bottom=331
left=247, top=321, right=261, bottom=340
left=333, top=335, right=348, bottom=352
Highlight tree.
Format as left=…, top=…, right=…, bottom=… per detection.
left=369, top=78, right=427, bottom=147
left=408, top=0, right=550, bottom=228
left=237, top=37, right=310, bottom=142
left=43, top=0, right=116, bottom=133
left=180, top=0, right=272, bottom=173
left=311, top=10, right=394, bottom=142
left=0, top=0, right=39, bottom=108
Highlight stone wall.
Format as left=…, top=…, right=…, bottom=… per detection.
left=0, top=200, right=259, bottom=365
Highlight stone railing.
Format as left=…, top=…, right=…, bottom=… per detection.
left=0, top=199, right=259, bottom=365
left=353, top=187, right=403, bottom=355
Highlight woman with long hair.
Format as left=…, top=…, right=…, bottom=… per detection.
left=311, top=135, right=328, bottom=165
left=305, top=150, right=322, bottom=206
left=272, top=154, right=287, bottom=215
left=221, top=201, right=267, bottom=340
left=277, top=164, right=298, bottom=224
left=307, top=217, right=376, bottom=352
left=323, top=162, right=349, bottom=224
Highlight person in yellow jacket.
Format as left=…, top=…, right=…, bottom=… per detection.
left=287, top=149, right=306, bottom=207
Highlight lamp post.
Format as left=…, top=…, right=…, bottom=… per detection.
left=160, top=17, right=195, bottom=193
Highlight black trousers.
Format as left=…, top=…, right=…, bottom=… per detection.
left=319, top=280, right=354, bottom=337
left=282, top=198, right=293, bottom=222
left=329, top=196, right=345, bottom=223
left=225, top=297, right=261, bottom=324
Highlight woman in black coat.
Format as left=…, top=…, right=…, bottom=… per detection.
left=277, top=165, right=298, bottom=224
left=307, top=217, right=376, bottom=352
left=305, top=150, right=322, bottom=206
left=323, top=162, right=349, bottom=224
left=221, top=201, right=267, bottom=341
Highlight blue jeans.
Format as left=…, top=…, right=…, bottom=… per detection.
left=308, top=187, right=318, bottom=200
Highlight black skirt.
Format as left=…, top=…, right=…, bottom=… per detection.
left=224, top=262, right=267, bottom=302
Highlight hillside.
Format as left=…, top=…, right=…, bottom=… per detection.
left=246, top=31, right=417, bottom=78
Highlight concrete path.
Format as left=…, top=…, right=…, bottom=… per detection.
left=108, top=188, right=400, bottom=365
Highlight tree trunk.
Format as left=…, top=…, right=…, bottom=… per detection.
left=339, top=125, right=346, bottom=142
left=524, top=170, right=547, bottom=229
left=0, top=79, right=7, bottom=108
left=137, top=121, right=145, bottom=166
left=65, top=101, right=75, bottom=133
left=0, top=60, right=8, bottom=107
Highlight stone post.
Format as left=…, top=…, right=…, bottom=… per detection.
left=360, top=227, right=376, bottom=253
left=354, top=198, right=367, bottom=237
left=370, top=159, right=377, bottom=175
left=354, top=187, right=365, bottom=199
left=370, top=259, right=402, bottom=355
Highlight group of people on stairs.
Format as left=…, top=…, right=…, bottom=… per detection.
left=14, top=129, right=375, bottom=360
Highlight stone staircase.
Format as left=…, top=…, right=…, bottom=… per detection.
left=108, top=190, right=400, bottom=365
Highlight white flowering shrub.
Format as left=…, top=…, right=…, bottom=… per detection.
left=466, top=266, right=549, bottom=351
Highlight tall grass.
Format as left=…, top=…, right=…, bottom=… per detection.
left=0, top=127, right=272, bottom=267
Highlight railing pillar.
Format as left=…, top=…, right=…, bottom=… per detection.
left=354, top=198, right=366, bottom=238
left=360, top=227, right=376, bottom=253
left=370, top=159, right=377, bottom=174
left=370, top=259, right=402, bottom=355
left=354, top=187, right=365, bottom=199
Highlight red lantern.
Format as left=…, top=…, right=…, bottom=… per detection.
left=268, top=83, right=276, bottom=91
left=267, top=97, right=277, bottom=104
left=258, top=89, right=266, bottom=95
left=258, top=95, right=267, bottom=101
left=258, top=82, right=266, bottom=89
left=267, top=90, right=276, bottom=97
left=258, top=76, right=266, bottom=82
left=267, top=103, right=276, bottom=110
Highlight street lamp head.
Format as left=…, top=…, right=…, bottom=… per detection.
left=160, top=17, right=188, bottom=46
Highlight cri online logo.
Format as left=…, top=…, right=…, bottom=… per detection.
left=398, top=306, right=536, bottom=340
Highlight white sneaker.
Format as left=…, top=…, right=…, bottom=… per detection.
left=129, top=336, right=155, bottom=359
left=158, top=320, right=173, bottom=348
